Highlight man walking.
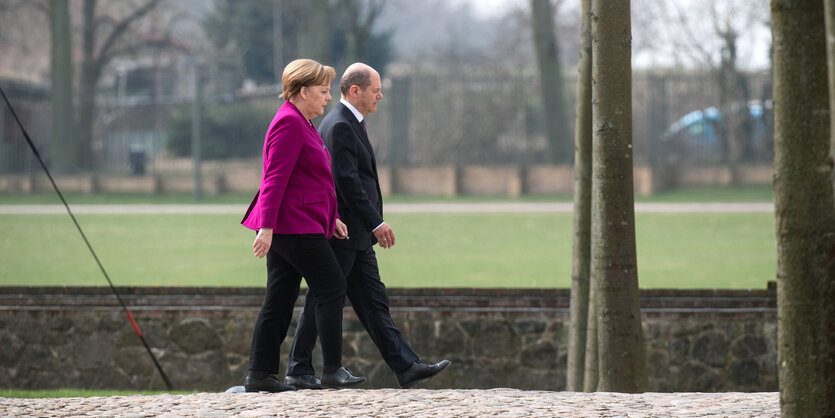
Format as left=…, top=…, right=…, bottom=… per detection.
left=284, top=63, right=450, bottom=389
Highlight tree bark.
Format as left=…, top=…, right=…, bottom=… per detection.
left=566, top=0, right=593, bottom=392
left=773, top=0, right=835, bottom=416
left=49, top=0, right=75, bottom=173
left=530, top=0, right=570, bottom=163
left=589, top=0, right=648, bottom=393
left=582, top=282, right=598, bottom=392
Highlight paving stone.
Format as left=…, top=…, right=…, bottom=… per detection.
left=0, top=390, right=779, bottom=417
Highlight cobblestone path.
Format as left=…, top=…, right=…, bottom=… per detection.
left=1, top=389, right=778, bottom=417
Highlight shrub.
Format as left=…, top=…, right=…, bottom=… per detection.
left=166, top=101, right=277, bottom=159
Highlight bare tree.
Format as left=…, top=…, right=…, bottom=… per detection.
left=773, top=0, right=835, bottom=415
left=342, top=0, right=385, bottom=65
left=590, top=0, right=648, bottom=393
left=77, top=0, right=163, bottom=169
left=530, top=0, right=570, bottom=163
left=566, top=0, right=592, bottom=392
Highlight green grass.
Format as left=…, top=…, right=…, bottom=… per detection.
left=0, top=389, right=194, bottom=398
left=0, top=212, right=775, bottom=289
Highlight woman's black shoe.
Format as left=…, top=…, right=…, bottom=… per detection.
left=244, top=375, right=298, bottom=393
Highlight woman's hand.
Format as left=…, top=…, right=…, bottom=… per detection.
left=335, top=219, right=349, bottom=240
left=253, top=228, right=273, bottom=258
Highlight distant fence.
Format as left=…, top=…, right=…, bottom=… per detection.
left=2, top=70, right=772, bottom=177
left=0, top=163, right=773, bottom=196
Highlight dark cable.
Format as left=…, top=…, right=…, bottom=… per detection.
left=0, top=85, right=173, bottom=390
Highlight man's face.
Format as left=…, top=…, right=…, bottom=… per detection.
left=355, top=72, right=383, bottom=115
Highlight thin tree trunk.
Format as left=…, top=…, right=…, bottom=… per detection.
left=773, top=0, right=835, bottom=416
left=530, top=0, right=570, bottom=163
left=589, top=0, right=648, bottom=393
left=77, top=0, right=97, bottom=170
left=582, top=283, right=598, bottom=392
left=49, top=0, right=75, bottom=173
left=272, top=0, right=283, bottom=85
left=566, top=0, right=593, bottom=392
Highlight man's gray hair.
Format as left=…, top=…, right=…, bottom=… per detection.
left=340, top=66, right=372, bottom=96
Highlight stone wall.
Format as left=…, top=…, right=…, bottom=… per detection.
left=0, top=286, right=777, bottom=392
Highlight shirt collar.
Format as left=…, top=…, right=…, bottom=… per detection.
left=340, top=98, right=364, bottom=123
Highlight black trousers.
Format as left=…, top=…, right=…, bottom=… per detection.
left=286, top=243, right=418, bottom=377
left=249, top=234, right=347, bottom=374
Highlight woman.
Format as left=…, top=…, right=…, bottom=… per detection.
left=241, top=58, right=365, bottom=393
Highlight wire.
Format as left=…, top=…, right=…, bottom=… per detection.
left=0, top=85, right=173, bottom=390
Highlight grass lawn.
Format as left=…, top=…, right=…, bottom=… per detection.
left=0, top=211, right=775, bottom=289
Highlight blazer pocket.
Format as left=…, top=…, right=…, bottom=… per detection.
left=303, top=191, right=328, bottom=205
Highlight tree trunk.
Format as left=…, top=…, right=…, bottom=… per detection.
left=824, top=0, right=835, bottom=409
left=49, top=0, right=75, bottom=173
left=76, top=0, right=161, bottom=170
left=530, top=0, right=570, bottom=163
left=566, top=0, right=593, bottom=392
left=272, top=0, right=284, bottom=84
left=589, top=0, right=648, bottom=393
left=300, top=0, right=330, bottom=63
left=773, top=0, right=835, bottom=416
left=78, top=0, right=98, bottom=170
left=582, top=283, right=598, bottom=392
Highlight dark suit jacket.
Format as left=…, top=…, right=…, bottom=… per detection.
left=319, top=102, right=384, bottom=250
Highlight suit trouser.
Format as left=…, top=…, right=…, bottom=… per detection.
left=249, top=233, right=347, bottom=374
left=286, top=243, right=419, bottom=377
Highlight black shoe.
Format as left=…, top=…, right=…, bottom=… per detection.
left=244, top=375, right=298, bottom=393
left=320, top=367, right=366, bottom=388
left=397, top=360, right=451, bottom=389
left=285, top=374, right=323, bottom=389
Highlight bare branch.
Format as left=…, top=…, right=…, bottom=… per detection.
left=95, top=0, right=163, bottom=69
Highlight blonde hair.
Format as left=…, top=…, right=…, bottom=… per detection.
left=280, top=59, right=336, bottom=100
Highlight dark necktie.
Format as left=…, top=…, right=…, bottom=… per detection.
left=360, top=119, right=368, bottom=137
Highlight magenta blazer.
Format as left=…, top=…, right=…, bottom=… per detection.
left=241, top=101, right=339, bottom=238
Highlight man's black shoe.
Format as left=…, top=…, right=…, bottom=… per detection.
left=321, top=367, right=366, bottom=388
left=244, top=375, right=298, bottom=393
left=397, top=360, right=451, bottom=389
left=285, top=374, right=323, bottom=389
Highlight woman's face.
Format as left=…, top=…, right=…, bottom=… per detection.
left=301, top=83, right=332, bottom=119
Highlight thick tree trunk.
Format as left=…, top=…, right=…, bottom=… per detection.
left=49, top=0, right=75, bottom=173
left=566, top=0, right=593, bottom=392
left=773, top=0, right=835, bottom=416
left=530, top=0, right=570, bottom=163
left=589, top=0, right=648, bottom=393
left=825, top=0, right=835, bottom=410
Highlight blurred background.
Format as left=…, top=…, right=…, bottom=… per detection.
left=0, top=0, right=773, bottom=196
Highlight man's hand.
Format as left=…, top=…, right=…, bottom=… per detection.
left=373, top=222, right=395, bottom=249
left=253, top=228, right=273, bottom=258
left=335, top=219, right=349, bottom=239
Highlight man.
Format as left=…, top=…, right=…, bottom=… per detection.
left=284, top=63, right=451, bottom=389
